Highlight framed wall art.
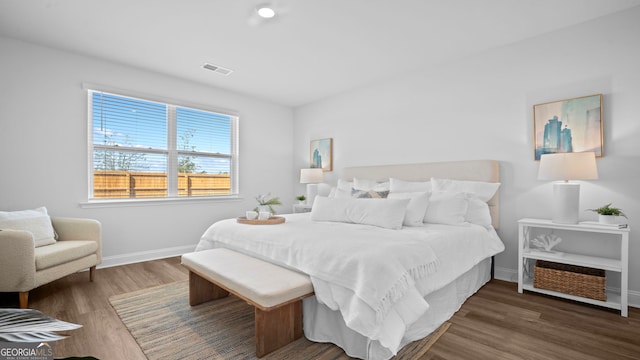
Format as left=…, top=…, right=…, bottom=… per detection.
left=310, top=138, right=332, bottom=172
left=533, top=94, right=603, bottom=160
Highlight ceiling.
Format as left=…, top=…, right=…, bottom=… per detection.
left=1, top=0, right=639, bottom=107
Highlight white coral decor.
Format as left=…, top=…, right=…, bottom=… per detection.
left=530, top=234, right=562, bottom=252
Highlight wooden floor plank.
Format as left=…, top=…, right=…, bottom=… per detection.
left=1, top=258, right=639, bottom=359
left=429, top=280, right=640, bottom=360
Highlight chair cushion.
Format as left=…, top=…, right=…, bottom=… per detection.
left=35, top=240, right=98, bottom=270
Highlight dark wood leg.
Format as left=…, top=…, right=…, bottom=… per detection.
left=19, top=291, right=29, bottom=309
left=490, top=256, right=495, bottom=279
left=90, top=266, right=96, bottom=282
left=255, top=300, right=303, bottom=357
left=188, top=271, right=229, bottom=306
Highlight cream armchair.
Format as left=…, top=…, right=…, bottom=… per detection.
left=0, top=217, right=102, bottom=308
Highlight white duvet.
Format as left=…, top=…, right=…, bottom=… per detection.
left=195, top=213, right=504, bottom=357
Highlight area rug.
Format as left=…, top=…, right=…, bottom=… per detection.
left=109, top=281, right=449, bottom=360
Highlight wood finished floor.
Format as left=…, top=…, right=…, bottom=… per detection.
left=1, top=257, right=638, bottom=360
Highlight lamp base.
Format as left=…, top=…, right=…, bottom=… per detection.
left=306, top=183, right=319, bottom=206
left=552, top=182, right=580, bottom=224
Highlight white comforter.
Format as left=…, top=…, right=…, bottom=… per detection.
left=195, top=213, right=504, bottom=356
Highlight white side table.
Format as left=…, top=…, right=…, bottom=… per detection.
left=292, top=204, right=312, bottom=213
left=517, top=218, right=630, bottom=316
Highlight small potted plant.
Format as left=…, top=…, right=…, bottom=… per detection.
left=587, top=203, right=627, bottom=224
left=296, top=195, right=306, bottom=204
left=254, top=193, right=282, bottom=214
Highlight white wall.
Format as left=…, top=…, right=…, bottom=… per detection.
left=293, top=8, right=640, bottom=304
left=0, top=36, right=294, bottom=265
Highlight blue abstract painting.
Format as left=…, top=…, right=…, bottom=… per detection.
left=534, top=94, right=603, bottom=160
left=310, top=138, right=332, bottom=171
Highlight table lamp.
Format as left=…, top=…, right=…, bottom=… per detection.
left=300, top=168, right=324, bottom=206
left=538, top=152, right=598, bottom=224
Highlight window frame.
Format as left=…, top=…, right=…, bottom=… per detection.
left=84, top=84, right=239, bottom=205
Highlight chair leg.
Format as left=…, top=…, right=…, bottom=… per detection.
left=90, top=266, right=96, bottom=282
left=19, top=292, right=29, bottom=309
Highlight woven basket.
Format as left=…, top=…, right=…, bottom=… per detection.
left=533, top=260, right=606, bottom=301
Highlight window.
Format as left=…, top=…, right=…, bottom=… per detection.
left=88, top=90, right=238, bottom=200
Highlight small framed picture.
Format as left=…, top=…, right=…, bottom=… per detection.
left=310, top=138, right=332, bottom=172
left=533, top=94, right=603, bottom=160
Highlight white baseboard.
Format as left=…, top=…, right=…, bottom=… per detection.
left=494, top=266, right=518, bottom=283
left=99, top=245, right=196, bottom=269
left=629, top=290, right=640, bottom=308
left=493, top=266, right=640, bottom=309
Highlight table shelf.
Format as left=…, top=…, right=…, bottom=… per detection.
left=517, top=218, right=629, bottom=317
left=521, top=278, right=622, bottom=311
left=522, top=249, right=621, bottom=272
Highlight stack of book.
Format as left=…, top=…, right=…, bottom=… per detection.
left=579, top=221, right=629, bottom=229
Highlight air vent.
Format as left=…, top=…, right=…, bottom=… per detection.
left=203, top=63, right=233, bottom=76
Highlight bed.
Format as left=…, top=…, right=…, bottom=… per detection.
left=195, top=159, right=504, bottom=360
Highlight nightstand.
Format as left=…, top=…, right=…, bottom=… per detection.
left=292, top=204, right=312, bottom=213
left=517, top=218, right=630, bottom=316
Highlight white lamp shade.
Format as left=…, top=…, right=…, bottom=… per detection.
left=300, top=168, right=324, bottom=184
left=538, top=152, right=598, bottom=181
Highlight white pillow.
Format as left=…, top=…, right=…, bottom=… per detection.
left=311, top=197, right=410, bottom=230
left=332, top=179, right=354, bottom=198
left=337, top=179, right=353, bottom=191
left=353, top=178, right=390, bottom=192
left=431, top=178, right=500, bottom=202
left=388, top=192, right=429, bottom=226
left=390, top=178, right=432, bottom=193
left=424, top=192, right=468, bottom=225
left=0, top=207, right=57, bottom=247
left=466, top=198, right=492, bottom=228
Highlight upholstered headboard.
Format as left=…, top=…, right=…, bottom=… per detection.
left=342, top=160, right=500, bottom=229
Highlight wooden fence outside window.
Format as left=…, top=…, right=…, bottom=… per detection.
left=93, top=171, right=231, bottom=198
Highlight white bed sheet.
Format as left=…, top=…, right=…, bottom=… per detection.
left=304, top=258, right=491, bottom=359
left=195, top=213, right=503, bottom=359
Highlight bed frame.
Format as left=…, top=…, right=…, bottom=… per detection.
left=342, top=159, right=500, bottom=229
left=299, top=160, right=501, bottom=358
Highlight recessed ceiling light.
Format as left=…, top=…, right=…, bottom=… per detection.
left=256, top=5, right=276, bottom=19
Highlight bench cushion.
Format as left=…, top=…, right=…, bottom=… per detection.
left=182, top=248, right=313, bottom=309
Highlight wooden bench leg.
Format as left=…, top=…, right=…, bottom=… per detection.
left=188, top=271, right=229, bottom=306
left=255, top=300, right=303, bottom=357
left=19, top=291, right=29, bottom=309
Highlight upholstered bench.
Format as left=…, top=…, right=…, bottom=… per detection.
left=181, top=248, right=314, bottom=357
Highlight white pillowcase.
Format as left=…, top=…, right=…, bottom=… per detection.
left=430, top=178, right=498, bottom=227
left=353, top=178, right=390, bottom=192
left=424, top=192, right=469, bottom=225
left=0, top=207, right=57, bottom=247
left=332, top=179, right=354, bottom=198
left=431, top=178, right=500, bottom=202
left=311, top=196, right=410, bottom=230
left=466, top=198, right=492, bottom=228
left=390, top=178, right=432, bottom=193
left=387, top=192, right=429, bottom=226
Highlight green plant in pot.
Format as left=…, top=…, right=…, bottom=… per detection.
left=587, top=203, right=627, bottom=224
left=254, top=193, right=282, bottom=214
left=295, top=195, right=306, bottom=204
